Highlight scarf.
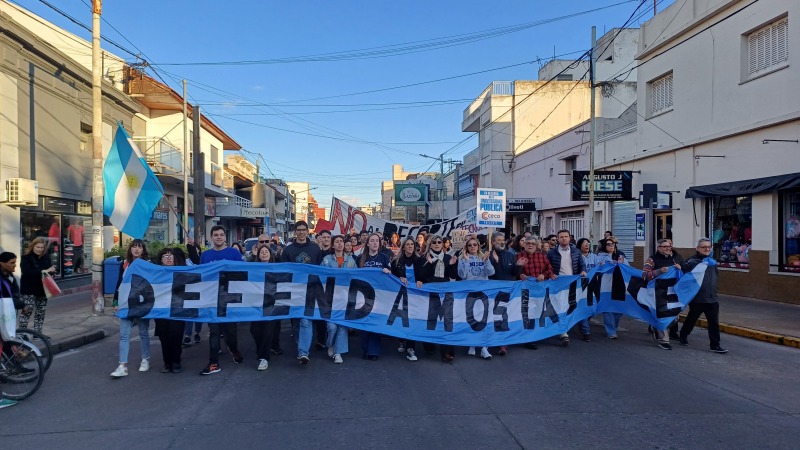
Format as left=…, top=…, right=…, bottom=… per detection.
left=429, top=249, right=445, bottom=279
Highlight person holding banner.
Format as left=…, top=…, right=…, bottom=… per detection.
left=515, top=237, right=555, bottom=350
left=19, top=237, right=57, bottom=334
left=679, top=238, right=727, bottom=354
left=250, top=244, right=279, bottom=371
left=390, top=238, right=424, bottom=362
left=419, top=234, right=458, bottom=362
left=281, top=221, right=323, bottom=365
left=576, top=238, right=603, bottom=342
left=597, top=237, right=630, bottom=339
left=154, top=247, right=187, bottom=373
left=546, top=230, right=587, bottom=346
left=489, top=232, right=516, bottom=282
left=200, top=226, right=245, bottom=375
left=110, top=240, right=152, bottom=378
left=320, top=235, right=358, bottom=364
left=643, top=238, right=683, bottom=350
left=458, top=237, right=495, bottom=360
left=358, top=233, right=392, bottom=361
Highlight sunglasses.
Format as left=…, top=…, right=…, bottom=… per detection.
left=259, top=240, right=269, bottom=243
left=431, top=240, right=443, bottom=244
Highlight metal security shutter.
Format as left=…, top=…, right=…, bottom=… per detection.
left=612, top=201, right=637, bottom=262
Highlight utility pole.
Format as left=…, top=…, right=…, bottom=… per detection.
left=439, top=152, right=445, bottom=219
left=90, top=0, right=103, bottom=316
left=182, top=80, right=189, bottom=241
left=588, top=26, right=597, bottom=243
left=192, top=105, right=205, bottom=244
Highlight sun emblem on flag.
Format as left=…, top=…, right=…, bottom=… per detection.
left=125, top=173, right=141, bottom=188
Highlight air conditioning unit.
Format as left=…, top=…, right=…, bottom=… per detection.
left=4, top=178, right=39, bottom=206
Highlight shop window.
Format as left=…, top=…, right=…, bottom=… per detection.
left=781, top=189, right=800, bottom=273
left=20, top=211, right=62, bottom=277
left=709, top=196, right=752, bottom=269
left=62, top=215, right=91, bottom=277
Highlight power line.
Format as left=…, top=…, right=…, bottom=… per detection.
left=151, top=1, right=639, bottom=66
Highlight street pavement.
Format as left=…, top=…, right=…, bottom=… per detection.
left=1, top=291, right=799, bottom=448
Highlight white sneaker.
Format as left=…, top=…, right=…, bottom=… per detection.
left=110, top=364, right=128, bottom=378
left=327, top=347, right=335, bottom=358
left=333, top=354, right=343, bottom=364
left=467, top=346, right=476, bottom=356
left=257, top=359, right=269, bottom=371
left=480, top=347, right=492, bottom=359
left=139, top=359, right=150, bottom=372
left=406, top=348, right=418, bottom=361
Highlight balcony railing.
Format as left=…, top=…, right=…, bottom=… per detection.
left=463, top=81, right=514, bottom=124
left=134, top=137, right=184, bottom=175
left=216, top=195, right=253, bottom=208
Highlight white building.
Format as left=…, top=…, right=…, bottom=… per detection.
left=596, top=0, right=797, bottom=303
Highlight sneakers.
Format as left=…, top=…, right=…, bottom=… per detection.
left=200, top=363, right=221, bottom=375
left=0, top=398, right=17, bottom=409
left=498, top=346, right=507, bottom=356
left=467, top=347, right=476, bottom=356
left=679, top=337, right=689, bottom=346
left=110, top=364, right=128, bottom=378
left=406, top=348, right=417, bottom=361
left=333, top=354, right=343, bottom=364
left=560, top=335, right=570, bottom=347
left=480, top=347, right=492, bottom=360
left=608, top=335, right=618, bottom=340
left=231, top=351, right=243, bottom=364
left=194, top=333, right=201, bottom=344
left=182, top=336, right=192, bottom=347
left=139, top=359, right=150, bottom=372
left=710, top=346, right=728, bottom=354
left=658, top=342, right=673, bottom=350
left=397, top=342, right=406, bottom=353
left=257, top=359, right=269, bottom=371
left=327, top=347, right=335, bottom=358
left=297, top=355, right=310, bottom=365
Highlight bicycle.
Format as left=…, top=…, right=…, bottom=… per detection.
left=16, top=328, right=53, bottom=372
left=0, top=337, right=45, bottom=400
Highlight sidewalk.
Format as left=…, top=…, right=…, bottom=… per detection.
left=30, top=290, right=800, bottom=357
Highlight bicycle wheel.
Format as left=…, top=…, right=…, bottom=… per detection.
left=0, top=339, right=45, bottom=400
left=16, top=328, right=53, bottom=373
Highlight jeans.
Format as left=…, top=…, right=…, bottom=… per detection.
left=118, top=318, right=150, bottom=364
left=326, top=323, right=349, bottom=355
left=579, top=318, right=591, bottom=335
left=183, top=321, right=203, bottom=337
left=679, top=302, right=721, bottom=348
left=208, top=322, right=239, bottom=364
left=603, top=313, right=622, bottom=337
left=295, top=318, right=313, bottom=357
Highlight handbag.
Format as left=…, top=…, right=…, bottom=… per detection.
left=42, top=271, right=62, bottom=299
left=0, top=280, right=15, bottom=340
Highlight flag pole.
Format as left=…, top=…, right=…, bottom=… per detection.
left=91, top=0, right=104, bottom=316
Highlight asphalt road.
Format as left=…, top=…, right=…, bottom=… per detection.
left=2, top=319, right=798, bottom=449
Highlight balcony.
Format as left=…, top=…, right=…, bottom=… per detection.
left=134, top=137, right=184, bottom=175
left=461, top=147, right=481, bottom=174
left=462, top=81, right=514, bottom=132
left=215, top=195, right=260, bottom=218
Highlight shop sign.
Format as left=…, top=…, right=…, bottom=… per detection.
left=152, top=210, right=169, bottom=220
left=45, top=197, right=76, bottom=213
left=477, top=188, right=506, bottom=227
left=638, top=191, right=673, bottom=210
left=571, top=171, right=633, bottom=201
left=394, top=183, right=428, bottom=206
left=507, top=198, right=540, bottom=213
left=241, top=207, right=267, bottom=219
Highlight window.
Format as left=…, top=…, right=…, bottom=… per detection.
left=559, top=210, right=584, bottom=240
left=747, top=17, right=788, bottom=77
left=556, top=74, right=573, bottom=81
left=781, top=189, right=800, bottom=273
left=210, top=145, right=219, bottom=164
left=648, top=72, right=673, bottom=116
left=708, top=196, right=752, bottom=269
left=564, top=157, right=577, bottom=183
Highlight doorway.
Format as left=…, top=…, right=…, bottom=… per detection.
left=654, top=212, right=673, bottom=241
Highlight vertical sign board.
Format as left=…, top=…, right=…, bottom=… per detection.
left=635, top=213, right=646, bottom=241
left=477, top=188, right=506, bottom=228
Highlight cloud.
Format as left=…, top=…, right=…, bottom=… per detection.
left=338, top=194, right=363, bottom=206
left=252, top=85, right=264, bottom=91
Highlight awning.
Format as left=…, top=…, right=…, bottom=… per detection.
left=685, top=173, right=800, bottom=198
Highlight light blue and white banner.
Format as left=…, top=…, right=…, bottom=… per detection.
left=117, top=259, right=709, bottom=347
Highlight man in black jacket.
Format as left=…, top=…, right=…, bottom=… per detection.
left=679, top=238, right=727, bottom=353
left=489, top=232, right=516, bottom=281
left=0, top=252, right=27, bottom=313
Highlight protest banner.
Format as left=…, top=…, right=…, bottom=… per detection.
left=117, top=259, right=711, bottom=347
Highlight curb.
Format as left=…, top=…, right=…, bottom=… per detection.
left=61, top=284, right=93, bottom=296
left=678, top=314, right=800, bottom=349
left=50, top=330, right=107, bottom=355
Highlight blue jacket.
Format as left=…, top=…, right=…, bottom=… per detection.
left=546, top=245, right=585, bottom=275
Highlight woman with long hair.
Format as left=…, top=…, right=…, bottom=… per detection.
left=390, top=237, right=424, bottom=362
left=320, top=235, right=357, bottom=364
left=18, top=237, right=56, bottom=333
left=419, top=234, right=458, bottom=362
left=457, top=237, right=495, bottom=359
left=110, top=239, right=152, bottom=378
left=154, top=247, right=187, bottom=373
left=358, top=233, right=392, bottom=360
left=250, top=243, right=279, bottom=371
left=597, top=237, right=629, bottom=339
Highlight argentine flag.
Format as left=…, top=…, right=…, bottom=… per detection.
left=103, top=124, right=164, bottom=238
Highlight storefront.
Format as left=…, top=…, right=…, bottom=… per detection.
left=20, top=197, right=91, bottom=279
left=780, top=188, right=800, bottom=273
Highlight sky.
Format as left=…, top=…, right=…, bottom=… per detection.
left=12, top=0, right=673, bottom=208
